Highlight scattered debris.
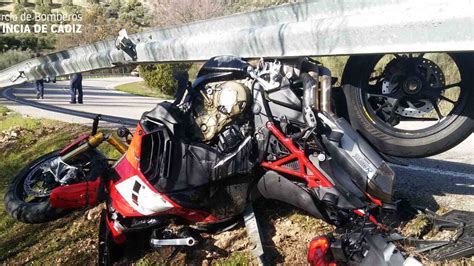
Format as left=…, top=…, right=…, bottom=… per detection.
left=0, top=127, right=30, bottom=143
left=402, top=214, right=429, bottom=237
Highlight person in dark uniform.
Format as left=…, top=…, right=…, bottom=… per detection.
left=33, top=52, right=45, bottom=100
left=70, top=73, right=83, bottom=104
left=35, top=79, right=44, bottom=99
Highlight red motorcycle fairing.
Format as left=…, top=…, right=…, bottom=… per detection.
left=105, top=214, right=126, bottom=244
left=109, top=154, right=219, bottom=223
left=50, top=177, right=102, bottom=209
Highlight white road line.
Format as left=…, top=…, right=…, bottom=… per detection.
left=390, top=164, right=474, bottom=180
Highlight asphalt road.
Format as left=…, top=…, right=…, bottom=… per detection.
left=0, top=77, right=159, bottom=127
left=1, top=77, right=473, bottom=212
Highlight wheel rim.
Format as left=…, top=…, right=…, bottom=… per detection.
left=23, top=158, right=57, bottom=199
left=20, top=153, right=94, bottom=203
left=358, top=53, right=469, bottom=138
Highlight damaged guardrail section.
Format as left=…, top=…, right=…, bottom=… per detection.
left=2, top=0, right=474, bottom=87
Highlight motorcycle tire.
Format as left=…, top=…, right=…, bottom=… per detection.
left=98, top=210, right=122, bottom=266
left=341, top=53, right=474, bottom=157
left=4, top=149, right=107, bottom=224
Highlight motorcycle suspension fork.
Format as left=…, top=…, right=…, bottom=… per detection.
left=106, top=134, right=128, bottom=154
left=61, top=132, right=106, bottom=162
left=61, top=133, right=128, bottom=163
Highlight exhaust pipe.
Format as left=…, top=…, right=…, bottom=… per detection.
left=319, top=67, right=333, bottom=114
left=300, top=59, right=320, bottom=127
left=300, top=60, right=333, bottom=125
left=300, top=63, right=395, bottom=203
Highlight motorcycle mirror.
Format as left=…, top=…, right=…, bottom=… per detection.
left=173, top=71, right=189, bottom=105
left=91, top=114, right=102, bottom=135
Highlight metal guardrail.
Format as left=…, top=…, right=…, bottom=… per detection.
left=2, top=0, right=474, bottom=88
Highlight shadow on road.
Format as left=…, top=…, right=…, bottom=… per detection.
left=393, top=157, right=474, bottom=211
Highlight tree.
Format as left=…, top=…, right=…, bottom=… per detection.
left=149, top=0, right=226, bottom=27
left=55, top=0, right=151, bottom=50
left=103, top=0, right=121, bottom=19
left=0, top=49, right=32, bottom=71
left=62, top=0, right=82, bottom=15
left=118, top=0, right=151, bottom=31
left=148, top=0, right=295, bottom=27
left=139, top=63, right=191, bottom=96
left=35, top=0, right=52, bottom=15
left=55, top=4, right=112, bottom=49
left=12, top=2, right=35, bottom=25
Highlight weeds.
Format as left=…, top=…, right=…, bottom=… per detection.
left=0, top=106, right=9, bottom=117
left=115, top=81, right=173, bottom=99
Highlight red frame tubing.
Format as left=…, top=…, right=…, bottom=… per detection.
left=365, top=193, right=383, bottom=207
left=353, top=209, right=388, bottom=231
left=50, top=177, right=102, bottom=209
left=261, top=122, right=333, bottom=188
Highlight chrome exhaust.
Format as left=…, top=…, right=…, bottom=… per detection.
left=319, top=66, right=333, bottom=114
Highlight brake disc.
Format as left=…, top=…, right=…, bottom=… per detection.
left=380, top=56, right=446, bottom=118
left=23, top=158, right=56, bottom=197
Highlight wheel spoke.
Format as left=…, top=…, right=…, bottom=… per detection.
left=400, top=116, right=439, bottom=121
left=369, top=75, right=383, bottom=82
left=367, top=93, right=386, bottom=98
left=374, top=102, right=389, bottom=114
left=366, top=82, right=384, bottom=93
left=444, top=82, right=461, bottom=90
left=439, top=95, right=456, bottom=105
left=429, top=99, right=444, bottom=120
left=388, top=99, right=401, bottom=123
left=27, top=197, right=46, bottom=203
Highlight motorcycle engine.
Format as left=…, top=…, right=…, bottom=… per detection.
left=193, top=81, right=250, bottom=141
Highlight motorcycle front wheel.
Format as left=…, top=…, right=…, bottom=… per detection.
left=4, top=149, right=107, bottom=224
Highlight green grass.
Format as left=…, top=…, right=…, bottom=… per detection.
left=214, top=251, right=252, bottom=265
left=115, top=81, right=174, bottom=99
left=0, top=106, right=9, bottom=116
left=0, top=114, right=41, bottom=131
left=287, top=211, right=334, bottom=232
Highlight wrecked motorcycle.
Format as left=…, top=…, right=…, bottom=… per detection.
left=4, top=56, right=473, bottom=265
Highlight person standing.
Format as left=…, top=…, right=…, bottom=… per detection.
left=70, top=73, right=83, bottom=104
left=35, top=79, right=44, bottom=99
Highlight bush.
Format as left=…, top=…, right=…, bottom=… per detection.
left=0, top=50, right=32, bottom=71
left=139, top=63, right=191, bottom=96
